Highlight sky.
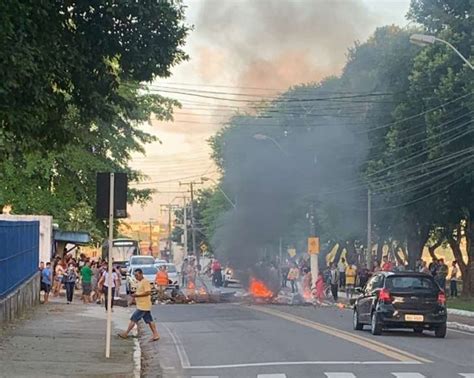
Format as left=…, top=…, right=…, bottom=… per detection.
left=129, top=0, right=411, bottom=222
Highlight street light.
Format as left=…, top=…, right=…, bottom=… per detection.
left=252, top=133, right=288, bottom=156
left=410, top=34, right=473, bottom=70
left=201, top=177, right=236, bottom=208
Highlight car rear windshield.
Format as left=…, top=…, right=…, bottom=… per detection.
left=166, top=265, right=177, bottom=273
left=135, top=266, right=157, bottom=275
left=132, top=257, right=154, bottom=265
left=386, top=276, right=436, bottom=291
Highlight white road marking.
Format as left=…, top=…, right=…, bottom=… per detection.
left=161, top=323, right=191, bottom=368
left=191, top=376, right=219, bottom=378
left=450, top=328, right=474, bottom=336
left=459, top=374, right=474, bottom=378
left=257, top=374, right=287, bottom=378
left=325, top=373, right=356, bottom=378
left=391, top=373, right=426, bottom=378
left=186, top=361, right=421, bottom=369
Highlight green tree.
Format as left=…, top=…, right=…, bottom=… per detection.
left=0, top=0, right=188, bottom=154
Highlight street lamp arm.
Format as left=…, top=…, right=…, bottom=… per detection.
left=434, top=37, right=474, bottom=70
left=201, top=177, right=236, bottom=208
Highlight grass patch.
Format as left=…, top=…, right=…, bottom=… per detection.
left=448, top=297, right=474, bottom=312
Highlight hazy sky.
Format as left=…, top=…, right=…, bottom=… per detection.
left=129, top=0, right=411, bottom=222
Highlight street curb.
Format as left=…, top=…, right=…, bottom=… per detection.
left=447, top=321, right=474, bottom=333
left=448, top=308, right=474, bottom=317
left=133, top=337, right=142, bottom=378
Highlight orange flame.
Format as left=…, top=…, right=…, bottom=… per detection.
left=249, top=278, right=274, bottom=298
left=199, top=287, right=207, bottom=295
left=187, top=281, right=196, bottom=290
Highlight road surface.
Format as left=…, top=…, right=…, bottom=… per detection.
left=143, top=301, right=474, bottom=378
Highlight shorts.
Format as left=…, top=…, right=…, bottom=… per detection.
left=131, top=309, right=154, bottom=324
left=41, top=282, right=51, bottom=293
left=82, top=282, right=92, bottom=295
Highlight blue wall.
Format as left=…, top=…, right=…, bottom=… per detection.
left=0, top=220, right=39, bottom=298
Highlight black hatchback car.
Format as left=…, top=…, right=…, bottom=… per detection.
left=352, top=271, right=447, bottom=337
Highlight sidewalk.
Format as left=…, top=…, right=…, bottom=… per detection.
left=0, top=296, right=139, bottom=377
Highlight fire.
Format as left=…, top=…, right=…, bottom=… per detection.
left=249, top=278, right=274, bottom=298
left=199, top=287, right=207, bottom=295
left=187, top=281, right=196, bottom=290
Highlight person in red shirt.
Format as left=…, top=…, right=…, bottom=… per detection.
left=211, top=259, right=222, bottom=287
left=381, top=256, right=393, bottom=272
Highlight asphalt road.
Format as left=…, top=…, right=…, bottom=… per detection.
left=144, top=300, right=474, bottom=378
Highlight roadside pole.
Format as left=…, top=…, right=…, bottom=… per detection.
left=308, top=237, right=319, bottom=291
left=367, top=188, right=372, bottom=269
left=189, top=182, right=198, bottom=266
left=183, top=196, right=188, bottom=256
left=105, top=173, right=114, bottom=358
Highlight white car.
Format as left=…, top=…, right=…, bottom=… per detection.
left=129, top=255, right=155, bottom=272
left=223, top=267, right=240, bottom=287
left=126, top=265, right=158, bottom=294
left=156, top=262, right=180, bottom=288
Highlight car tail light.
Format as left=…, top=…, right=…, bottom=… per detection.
left=438, top=291, right=446, bottom=305
left=378, top=288, right=392, bottom=303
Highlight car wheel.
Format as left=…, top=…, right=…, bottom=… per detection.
left=371, top=312, right=383, bottom=336
left=413, top=327, right=423, bottom=334
left=353, top=309, right=364, bottom=331
left=434, top=323, right=447, bottom=338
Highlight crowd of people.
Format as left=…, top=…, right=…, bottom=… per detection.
left=278, top=254, right=460, bottom=303
left=39, top=251, right=122, bottom=309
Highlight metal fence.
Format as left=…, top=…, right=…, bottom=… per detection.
left=0, top=220, right=39, bottom=298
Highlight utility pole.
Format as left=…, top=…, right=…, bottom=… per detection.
left=148, top=218, right=155, bottom=255
left=160, top=203, right=179, bottom=261
left=183, top=196, right=188, bottom=257
left=367, top=188, right=372, bottom=269
left=189, top=182, right=198, bottom=265
left=179, top=181, right=202, bottom=266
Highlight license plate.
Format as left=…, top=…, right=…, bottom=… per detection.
left=405, top=314, right=424, bottom=322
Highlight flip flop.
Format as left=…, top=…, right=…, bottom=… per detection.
left=149, top=336, right=160, bottom=342
left=117, top=333, right=128, bottom=340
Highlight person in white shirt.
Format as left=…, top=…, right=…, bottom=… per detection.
left=337, top=257, right=346, bottom=288
left=98, top=264, right=119, bottom=311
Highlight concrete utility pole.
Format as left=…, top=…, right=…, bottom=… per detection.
left=367, top=188, right=372, bottom=269
left=179, top=181, right=202, bottom=266
left=183, top=196, right=188, bottom=257
left=160, top=203, right=180, bottom=261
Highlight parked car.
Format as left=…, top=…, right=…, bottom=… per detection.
left=155, top=262, right=179, bottom=288
left=223, top=266, right=240, bottom=287
left=125, top=265, right=158, bottom=295
left=352, top=271, right=447, bottom=337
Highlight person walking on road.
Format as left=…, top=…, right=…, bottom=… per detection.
left=155, top=265, right=169, bottom=300
left=287, top=263, right=300, bottom=294
left=99, top=265, right=119, bottom=311
left=80, top=261, right=93, bottom=304
left=450, top=260, right=459, bottom=297
left=64, top=263, right=78, bottom=304
left=119, top=268, right=160, bottom=342
left=314, top=272, right=325, bottom=304
left=211, top=259, right=223, bottom=287
left=41, top=262, right=52, bottom=304
left=338, top=258, right=346, bottom=289
left=345, top=264, right=357, bottom=300
left=329, top=263, right=339, bottom=302
left=53, top=260, right=65, bottom=297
